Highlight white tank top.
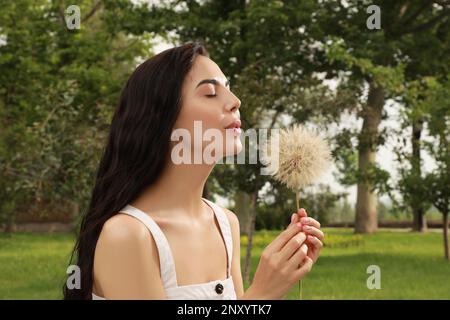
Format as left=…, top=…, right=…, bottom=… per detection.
left=92, top=197, right=237, bottom=300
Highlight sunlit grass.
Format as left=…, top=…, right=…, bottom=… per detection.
left=0, top=228, right=449, bottom=299
left=242, top=228, right=450, bottom=299
left=0, top=233, right=73, bottom=299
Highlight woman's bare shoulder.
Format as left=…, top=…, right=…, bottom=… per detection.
left=95, top=213, right=158, bottom=264
left=217, top=205, right=240, bottom=233
left=93, top=213, right=165, bottom=299
left=100, top=213, right=150, bottom=242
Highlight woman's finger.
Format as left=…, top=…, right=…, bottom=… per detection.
left=297, top=208, right=308, bottom=218
left=302, top=226, right=324, bottom=241
left=265, top=221, right=303, bottom=255
left=287, top=243, right=309, bottom=271
left=290, top=209, right=307, bottom=227
left=279, top=232, right=307, bottom=262
left=307, top=235, right=323, bottom=252
left=299, top=216, right=321, bottom=229
left=292, top=256, right=314, bottom=281
left=290, top=213, right=298, bottom=225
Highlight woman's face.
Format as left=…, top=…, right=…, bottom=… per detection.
left=172, top=55, right=242, bottom=164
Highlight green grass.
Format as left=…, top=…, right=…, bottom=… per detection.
left=0, top=233, right=74, bottom=299
left=0, top=229, right=449, bottom=299
left=242, top=228, right=450, bottom=299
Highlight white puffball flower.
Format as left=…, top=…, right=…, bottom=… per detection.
left=261, top=124, right=332, bottom=190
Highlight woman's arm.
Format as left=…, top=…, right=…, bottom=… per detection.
left=93, top=214, right=167, bottom=299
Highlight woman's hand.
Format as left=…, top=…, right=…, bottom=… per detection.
left=247, top=219, right=314, bottom=300
left=290, top=208, right=324, bottom=263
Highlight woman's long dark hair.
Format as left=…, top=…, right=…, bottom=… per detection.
left=63, top=42, right=208, bottom=299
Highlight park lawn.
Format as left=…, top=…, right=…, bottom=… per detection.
left=0, top=228, right=449, bottom=299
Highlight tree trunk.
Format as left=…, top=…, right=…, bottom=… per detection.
left=4, top=219, right=16, bottom=233
left=411, top=118, right=427, bottom=232
left=3, top=200, right=17, bottom=233
left=243, top=191, right=258, bottom=285
left=412, top=208, right=427, bottom=232
left=444, top=212, right=449, bottom=261
left=355, top=82, right=384, bottom=234
left=234, top=191, right=251, bottom=236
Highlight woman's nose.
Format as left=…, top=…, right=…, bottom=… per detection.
left=226, top=94, right=241, bottom=113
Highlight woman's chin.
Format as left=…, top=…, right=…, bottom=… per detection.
left=224, top=140, right=243, bottom=156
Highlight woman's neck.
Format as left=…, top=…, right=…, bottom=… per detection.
left=131, top=161, right=215, bottom=220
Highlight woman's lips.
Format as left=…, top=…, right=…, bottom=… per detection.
left=225, top=119, right=242, bottom=136
left=225, top=119, right=241, bottom=129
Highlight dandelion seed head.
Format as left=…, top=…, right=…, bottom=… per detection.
left=261, top=124, right=332, bottom=190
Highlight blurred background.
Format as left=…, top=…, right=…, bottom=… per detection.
left=0, top=0, right=449, bottom=299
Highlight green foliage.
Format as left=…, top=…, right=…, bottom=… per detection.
left=319, top=1, right=450, bottom=215
left=422, top=77, right=450, bottom=216
left=241, top=229, right=364, bottom=249
left=325, top=38, right=405, bottom=95
left=392, top=75, right=450, bottom=217
left=322, top=233, right=364, bottom=248
left=0, top=0, right=151, bottom=225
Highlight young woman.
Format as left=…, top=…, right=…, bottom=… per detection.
left=63, top=42, right=324, bottom=300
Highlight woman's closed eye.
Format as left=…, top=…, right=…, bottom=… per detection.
left=205, top=93, right=217, bottom=97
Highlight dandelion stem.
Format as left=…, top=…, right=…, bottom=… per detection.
left=299, top=279, right=303, bottom=300
left=295, top=190, right=303, bottom=300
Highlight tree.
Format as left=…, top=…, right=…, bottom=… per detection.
left=316, top=0, right=450, bottom=233
left=392, top=3, right=450, bottom=231
left=422, top=77, right=450, bottom=260
left=0, top=0, right=150, bottom=231
left=393, top=80, right=434, bottom=232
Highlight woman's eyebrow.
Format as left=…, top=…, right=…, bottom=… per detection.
left=195, top=78, right=230, bottom=89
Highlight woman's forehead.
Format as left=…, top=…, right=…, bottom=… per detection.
left=187, top=55, right=227, bottom=86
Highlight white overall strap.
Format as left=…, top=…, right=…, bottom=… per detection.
left=118, top=205, right=178, bottom=289
left=202, top=198, right=233, bottom=278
